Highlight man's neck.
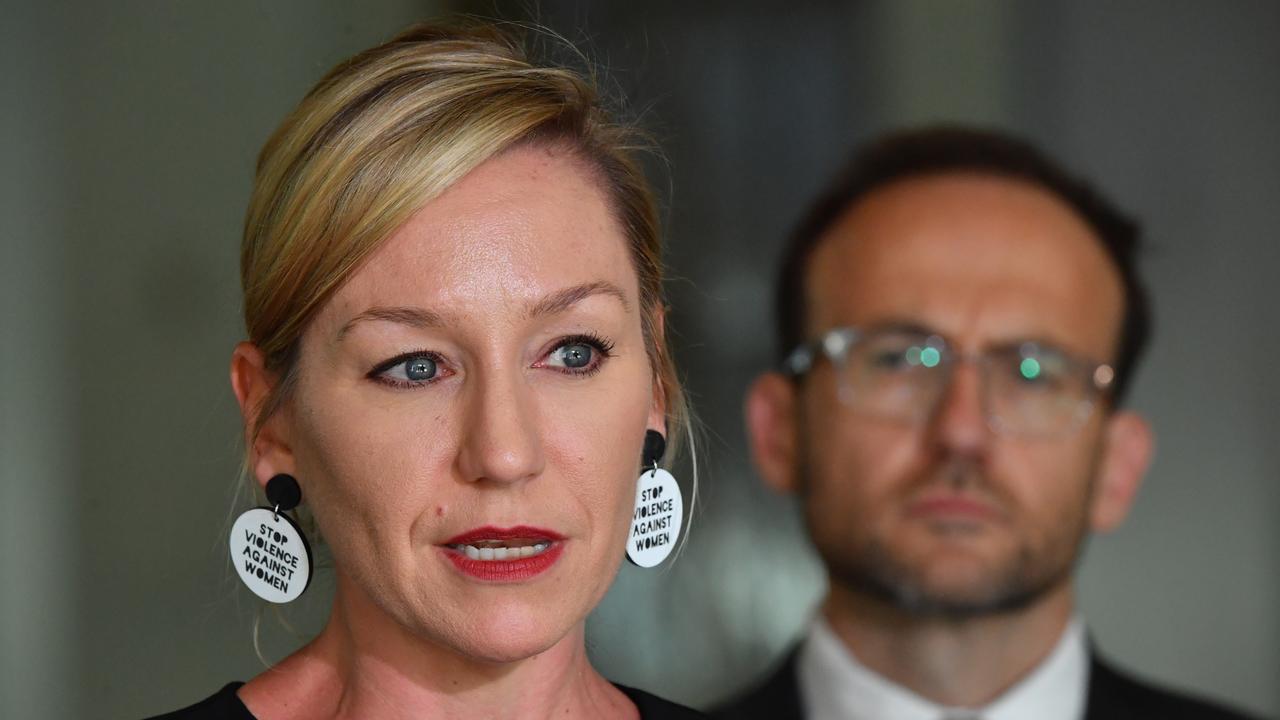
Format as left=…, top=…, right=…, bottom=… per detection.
left=820, top=579, right=1076, bottom=708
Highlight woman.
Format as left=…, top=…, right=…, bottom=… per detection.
left=149, top=21, right=701, bottom=719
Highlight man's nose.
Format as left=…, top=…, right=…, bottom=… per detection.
left=925, top=360, right=992, bottom=457
left=455, top=367, right=546, bottom=485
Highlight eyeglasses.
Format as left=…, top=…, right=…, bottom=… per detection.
left=782, top=327, right=1116, bottom=437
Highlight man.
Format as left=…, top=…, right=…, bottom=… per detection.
left=717, top=127, right=1252, bottom=719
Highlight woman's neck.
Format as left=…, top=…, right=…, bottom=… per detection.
left=238, top=579, right=636, bottom=720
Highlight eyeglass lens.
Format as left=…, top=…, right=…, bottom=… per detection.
left=834, top=330, right=1098, bottom=435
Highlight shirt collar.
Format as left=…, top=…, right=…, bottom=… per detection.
left=797, top=615, right=1089, bottom=720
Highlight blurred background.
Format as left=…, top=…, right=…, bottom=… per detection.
left=2, top=1, right=1276, bottom=718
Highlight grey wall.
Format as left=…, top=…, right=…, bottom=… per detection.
left=1, top=3, right=445, bottom=718
left=1024, top=4, right=1280, bottom=713
left=508, top=1, right=1280, bottom=716
left=2, top=2, right=1275, bottom=719
left=3, top=5, right=77, bottom=719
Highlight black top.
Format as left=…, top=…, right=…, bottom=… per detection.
left=712, top=647, right=1259, bottom=720
left=1084, top=657, right=1259, bottom=720
left=146, top=681, right=707, bottom=720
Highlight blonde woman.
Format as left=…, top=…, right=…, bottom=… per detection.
left=148, top=22, right=702, bottom=720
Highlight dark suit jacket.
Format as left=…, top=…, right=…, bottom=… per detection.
left=712, top=647, right=1257, bottom=720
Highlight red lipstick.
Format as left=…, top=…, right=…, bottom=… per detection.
left=440, top=526, right=565, bottom=582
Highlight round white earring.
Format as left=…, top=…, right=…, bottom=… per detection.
left=229, top=473, right=313, bottom=603
left=626, top=430, right=684, bottom=568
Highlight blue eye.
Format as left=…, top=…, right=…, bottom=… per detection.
left=403, top=356, right=437, bottom=381
left=549, top=343, right=594, bottom=369
left=369, top=352, right=443, bottom=387
left=543, top=334, right=614, bottom=375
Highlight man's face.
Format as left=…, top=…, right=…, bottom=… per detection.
left=793, top=173, right=1127, bottom=616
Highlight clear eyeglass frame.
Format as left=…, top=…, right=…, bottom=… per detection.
left=782, top=327, right=1116, bottom=437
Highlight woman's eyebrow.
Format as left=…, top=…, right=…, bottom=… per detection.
left=335, top=281, right=630, bottom=342
left=337, top=306, right=446, bottom=340
left=526, top=280, right=631, bottom=319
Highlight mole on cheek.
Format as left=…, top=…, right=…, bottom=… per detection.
left=435, top=506, right=445, bottom=517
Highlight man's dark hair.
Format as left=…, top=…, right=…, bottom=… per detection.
left=776, top=125, right=1152, bottom=405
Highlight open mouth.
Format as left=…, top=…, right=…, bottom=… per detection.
left=447, top=540, right=553, bottom=561
left=440, top=526, right=565, bottom=580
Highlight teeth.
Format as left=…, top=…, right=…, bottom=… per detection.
left=452, top=541, right=553, bottom=561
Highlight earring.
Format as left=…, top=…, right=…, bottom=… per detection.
left=626, top=430, right=684, bottom=568
left=229, top=473, right=313, bottom=603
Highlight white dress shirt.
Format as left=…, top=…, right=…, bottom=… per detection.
left=797, top=615, right=1089, bottom=720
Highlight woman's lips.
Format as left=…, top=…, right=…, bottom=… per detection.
left=440, top=526, right=565, bottom=582
left=443, top=525, right=565, bottom=545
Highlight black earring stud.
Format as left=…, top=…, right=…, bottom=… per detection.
left=265, top=473, right=302, bottom=516
left=641, top=429, right=667, bottom=472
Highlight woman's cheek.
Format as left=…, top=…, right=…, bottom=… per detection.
left=289, top=398, right=404, bottom=553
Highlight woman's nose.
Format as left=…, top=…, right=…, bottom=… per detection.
left=455, top=366, right=546, bottom=485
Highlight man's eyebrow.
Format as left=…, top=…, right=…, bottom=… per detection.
left=985, top=334, right=1078, bottom=356
left=861, top=319, right=939, bottom=337
left=527, top=281, right=631, bottom=319
left=863, top=320, right=1079, bottom=355
left=337, top=306, right=446, bottom=340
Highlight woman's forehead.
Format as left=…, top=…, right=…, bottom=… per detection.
left=323, top=145, right=639, bottom=325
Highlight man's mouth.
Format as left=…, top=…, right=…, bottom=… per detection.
left=906, top=493, right=1003, bottom=524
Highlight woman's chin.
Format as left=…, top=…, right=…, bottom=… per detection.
left=453, top=619, right=570, bottom=664
left=422, top=602, right=579, bottom=665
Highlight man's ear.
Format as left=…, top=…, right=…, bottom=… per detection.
left=1090, top=410, right=1154, bottom=532
left=745, top=372, right=801, bottom=494
left=230, top=342, right=295, bottom=489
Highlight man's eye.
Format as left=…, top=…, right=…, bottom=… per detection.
left=864, top=343, right=937, bottom=372
left=1012, top=355, right=1066, bottom=388
left=869, top=350, right=912, bottom=370
left=547, top=342, right=595, bottom=370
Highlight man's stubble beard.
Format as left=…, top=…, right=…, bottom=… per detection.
left=799, top=435, right=1099, bottom=620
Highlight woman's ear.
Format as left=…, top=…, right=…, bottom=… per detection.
left=1090, top=410, right=1154, bottom=533
left=646, top=308, right=669, bottom=437
left=745, top=372, right=801, bottom=495
left=230, top=342, right=295, bottom=489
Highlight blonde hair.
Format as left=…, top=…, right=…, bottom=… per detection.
left=240, top=22, right=688, bottom=465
